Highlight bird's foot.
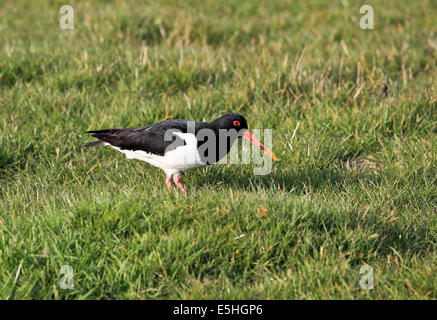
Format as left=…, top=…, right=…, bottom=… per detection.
left=173, top=173, right=187, bottom=196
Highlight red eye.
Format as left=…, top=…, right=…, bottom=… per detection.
left=233, top=120, right=240, bottom=126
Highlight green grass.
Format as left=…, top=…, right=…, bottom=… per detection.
left=0, top=0, right=436, bottom=299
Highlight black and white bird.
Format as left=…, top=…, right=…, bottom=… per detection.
left=83, top=113, right=278, bottom=195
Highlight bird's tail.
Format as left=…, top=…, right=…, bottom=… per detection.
left=83, top=128, right=125, bottom=147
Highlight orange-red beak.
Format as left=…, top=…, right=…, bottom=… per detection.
left=243, top=130, right=279, bottom=161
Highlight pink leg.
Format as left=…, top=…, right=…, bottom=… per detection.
left=172, top=173, right=187, bottom=196
left=165, top=176, right=172, bottom=192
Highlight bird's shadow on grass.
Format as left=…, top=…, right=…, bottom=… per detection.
left=196, top=165, right=381, bottom=194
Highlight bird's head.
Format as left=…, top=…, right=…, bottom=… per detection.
left=212, top=113, right=248, bottom=131
left=213, top=113, right=278, bottom=161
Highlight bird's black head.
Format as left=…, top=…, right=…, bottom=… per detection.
left=212, top=113, right=248, bottom=132
left=206, top=112, right=278, bottom=162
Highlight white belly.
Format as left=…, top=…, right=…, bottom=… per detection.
left=109, top=133, right=205, bottom=177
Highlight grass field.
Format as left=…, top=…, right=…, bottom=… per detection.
left=0, top=0, right=436, bottom=299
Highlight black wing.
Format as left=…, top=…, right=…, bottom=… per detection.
left=83, top=120, right=199, bottom=156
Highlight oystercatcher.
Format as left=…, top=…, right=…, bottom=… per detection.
left=83, top=113, right=278, bottom=195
